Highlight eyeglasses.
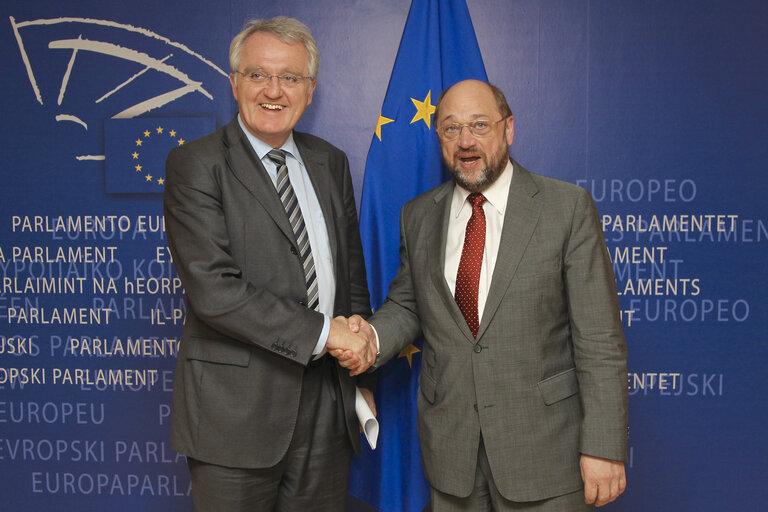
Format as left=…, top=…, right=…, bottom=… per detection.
left=437, top=117, right=507, bottom=140
left=234, top=70, right=314, bottom=87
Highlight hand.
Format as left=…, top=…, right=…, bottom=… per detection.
left=347, top=314, right=375, bottom=344
left=580, top=454, right=627, bottom=507
left=331, top=315, right=377, bottom=373
left=327, top=316, right=376, bottom=376
left=358, top=387, right=376, bottom=432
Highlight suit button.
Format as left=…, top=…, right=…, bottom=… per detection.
left=290, top=246, right=298, bottom=255
left=473, top=344, right=482, bottom=353
left=473, top=404, right=478, bottom=412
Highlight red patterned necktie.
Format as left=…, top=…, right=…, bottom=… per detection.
left=455, top=193, right=487, bottom=338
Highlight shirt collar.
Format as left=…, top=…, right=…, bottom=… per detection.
left=452, top=159, right=514, bottom=218
left=237, top=114, right=304, bottom=167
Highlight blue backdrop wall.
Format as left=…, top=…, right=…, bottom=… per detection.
left=1, top=1, right=766, bottom=511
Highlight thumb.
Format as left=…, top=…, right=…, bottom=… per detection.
left=347, top=315, right=362, bottom=333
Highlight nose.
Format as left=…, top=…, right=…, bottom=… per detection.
left=457, top=125, right=476, bottom=147
left=264, top=75, right=283, bottom=97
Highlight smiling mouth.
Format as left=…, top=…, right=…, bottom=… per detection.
left=261, top=103, right=284, bottom=111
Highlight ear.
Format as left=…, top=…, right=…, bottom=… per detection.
left=306, top=78, right=317, bottom=106
left=229, top=73, right=238, bottom=100
left=504, top=115, right=515, bottom=147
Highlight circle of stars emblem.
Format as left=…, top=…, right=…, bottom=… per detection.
left=131, top=125, right=186, bottom=187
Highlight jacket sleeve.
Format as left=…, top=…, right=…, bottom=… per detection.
left=368, top=202, right=424, bottom=366
left=564, top=188, right=629, bottom=462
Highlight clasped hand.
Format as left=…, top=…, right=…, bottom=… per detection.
left=327, top=315, right=376, bottom=376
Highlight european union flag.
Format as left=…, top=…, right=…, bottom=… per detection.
left=349, top=1, right=487, bottom=511
left=105, top=117, right=214, bottom=193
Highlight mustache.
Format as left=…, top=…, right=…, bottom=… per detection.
left=454, top=149, right=485, bottom=159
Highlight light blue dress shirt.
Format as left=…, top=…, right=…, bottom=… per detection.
left=237, top=116, right=334, bottom=354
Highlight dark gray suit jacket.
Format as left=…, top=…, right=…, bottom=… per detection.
left=164, top=117, right=370, bottom=468
left=371, top=162, right=628, bottom=502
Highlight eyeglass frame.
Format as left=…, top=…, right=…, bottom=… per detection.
left=233, top=70, right=315, bottom=87
left=436, top=116, right=509, bottom=140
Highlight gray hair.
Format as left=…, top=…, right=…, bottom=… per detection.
left=229, top=16, right=319, bottom=80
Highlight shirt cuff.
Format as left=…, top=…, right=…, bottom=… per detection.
left=313, top=314, right=330, bottom=355
left=370, top=323, right=381, bottom=355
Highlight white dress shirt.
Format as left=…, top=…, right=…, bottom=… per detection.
left=444, top=160, right=514, bottom=321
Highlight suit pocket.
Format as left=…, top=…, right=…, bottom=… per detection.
left=419, top=370, right=437, bottom=404
left=537, top=367, right=579, bottom=405
left=185, top=336, right=251, bottom=367
left=515, top=256, right=562, bottom=278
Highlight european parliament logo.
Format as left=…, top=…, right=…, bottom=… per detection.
left=105, top=117, right=214, bottom=193
left=8, top=15, right=227, bottom=182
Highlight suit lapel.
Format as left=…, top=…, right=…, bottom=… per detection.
left=477, top=162, right=542, bottom=340
left=294, top=136, right=339, bottom=269
left=222, top=119, right=297, bottom=246
left=426, top=183, right=478, bottom=344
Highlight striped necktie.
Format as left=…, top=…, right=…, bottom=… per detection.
left=267, top=149, right=319, bottom=311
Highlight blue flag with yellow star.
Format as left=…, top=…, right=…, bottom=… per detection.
left=350, top=1, right=487, bottom=510
left=105, top=117, right=214, bottom=193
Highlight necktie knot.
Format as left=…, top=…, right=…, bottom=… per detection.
left=267, top=148, right=287, bottom=167
left=468, top=192, right=487, bottom=209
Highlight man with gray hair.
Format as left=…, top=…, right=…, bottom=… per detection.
left=164, top=16, right=376, bottom=511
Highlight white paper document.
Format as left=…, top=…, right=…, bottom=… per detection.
left=355, top=387, right=379, bottom=450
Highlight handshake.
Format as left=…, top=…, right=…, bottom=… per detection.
left=326, top=315, right=376, bottom=376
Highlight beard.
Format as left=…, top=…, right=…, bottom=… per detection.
left=446, top=146, right=510, bottom=193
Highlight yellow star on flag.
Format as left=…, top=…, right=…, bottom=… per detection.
left=375, top=111, right=395, bottom=141
left=156, top=126, right=164, bottom=134
left=143, top=130, right=151, bottom=137
left=410, top=90, right=436, bottom=129
left=398, top=344, right=421, bottom=368
left=157, top=178, right=165, bottom=185
left=178, top=138, right=185, bottom=145
left=169, top=129, right=177, bottom=137
left=145, top=174, right=153, bottom=182
left=131, top=152, right=139, bottom=159
left=134, top=164, right=142, bottom=172
left=135, top=139, right=143, bottom=146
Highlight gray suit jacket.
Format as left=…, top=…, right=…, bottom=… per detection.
left=164, top=117, right=371, bottom=468
left=371, top=161, right=628, bottom=502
